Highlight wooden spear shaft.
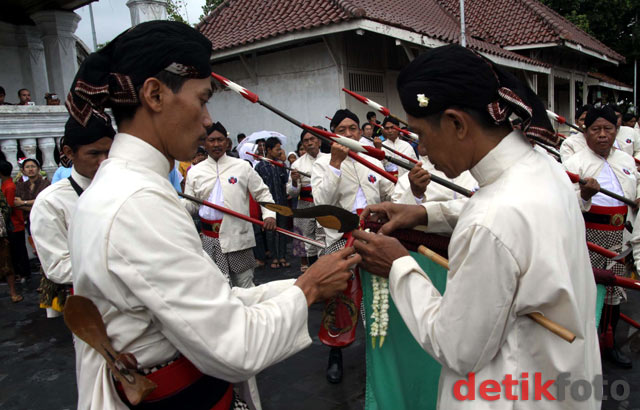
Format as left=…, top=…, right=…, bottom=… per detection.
left=416, top=245, right=576, bottom=343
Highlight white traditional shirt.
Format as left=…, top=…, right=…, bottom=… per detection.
left=563, top=146, right=640, bottom=212
left=381, top=137, right=418, bottom=176
left=31, top=167, right=91, bottom=286
left=558, top=132, right=587, bottom=162
left=311, top=154, right=394, bottom=245
left=616, top=126, right=640, bottom=158
left=392, top=156, right=477, bottom=234
left=183, top=153, right=276, bottom=253
left=286, top=152, right=328, bottom=197
left=70, top=133, right=311, bottom=410
left=389, top=131, right=601, bottom=410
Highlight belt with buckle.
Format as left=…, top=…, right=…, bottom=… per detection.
left=201, top=218, right=222, bottom=238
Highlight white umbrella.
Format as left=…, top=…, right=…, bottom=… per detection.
left=237, top=131, right=288, bottom=164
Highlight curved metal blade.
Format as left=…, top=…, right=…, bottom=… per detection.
left=260, top=203, right=360, bottom=232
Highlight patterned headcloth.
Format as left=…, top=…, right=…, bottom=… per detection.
left=397, top=44, right=557, bottom=146
left=330, top=109, right=360, bottom=132
left=66, top=21, right=212, bottom=127
left=584, top=106, right=618, bottom=129
left=63, top=114, right=115, bottom=148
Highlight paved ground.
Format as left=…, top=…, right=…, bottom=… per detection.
left=2, top=253, right=640, bottom=410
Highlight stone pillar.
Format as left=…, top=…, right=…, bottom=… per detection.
left=0, top=139, right=19, bottom=177
left=582, top=79, right=589, bottom=105
left=126, top=0, right=168, bottom=26
left=19, top=138, right=37, bottom=160
left=13, top=25, right=50, bottom=103
left=30, top=10, right=81, bottom=100
left=38, top=137, right=57, bottom=178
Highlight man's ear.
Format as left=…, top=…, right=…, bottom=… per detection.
left=139, top=77, right=165, bottom=113
left=62, top=145, right=75, bottom=162
left=442, top=108, right=469, bottom=142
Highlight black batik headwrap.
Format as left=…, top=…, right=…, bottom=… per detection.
left=584, top=106, right=617, bottom=129
left=330, top=109, right=360, bottom=132
left=397, top=44, right=557, bottom=146
left=63, top=114, right=115, bottom=148
left=382, top=116, right=399, bottom=126
left=206, top=121, right=227, bottom=136
left=66, top=20, right=212, bottom=127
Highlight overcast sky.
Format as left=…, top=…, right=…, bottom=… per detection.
left=75, top=0, right=207, bottom=51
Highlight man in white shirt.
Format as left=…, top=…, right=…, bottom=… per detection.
left=374, top=116, right=418, bottom=178
left=311, top=108, right=395, bottom=384
left=286, top=129, right=328, bottom=271
left=183, top=121, right=277, bottom=288
left=31, top=115, right=114, bottom=318
left=65, top=21, right=359, bottom=410
left=392, top=144, right=477, bottom=234
left=564, top=105, right=640, bottom=369
left=353, top=44, right=600, bottom=410
left=559, top=104, right=591, bottom=162
left=611, top=104, right=640, bottom=158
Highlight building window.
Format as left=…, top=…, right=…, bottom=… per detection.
left=348, top=72, right=384, bottom=93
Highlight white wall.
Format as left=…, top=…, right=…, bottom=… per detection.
left=209, top=42, right=342, bottom=155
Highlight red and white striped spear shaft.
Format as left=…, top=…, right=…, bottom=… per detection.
left=326, top=116, right=418, bottom=165
left=547, top=110, right=583, bottom=133
left=247, top=152, right=311, bottom=178
left=210, top=72, right=398, bottom=184
left=342, top=88, right=409, bottom=126
left=179, top=193, right=325, bottom=248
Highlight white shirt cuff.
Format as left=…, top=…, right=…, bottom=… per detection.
left=329, top=165, right=342, bottom=176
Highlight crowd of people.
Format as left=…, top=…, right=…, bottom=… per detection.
left=3, top=20, right=640, bottom=409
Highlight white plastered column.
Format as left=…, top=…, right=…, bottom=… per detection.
left=126, top=0, right=169, bottom=26
left=30, top=10, right=81, bottom=100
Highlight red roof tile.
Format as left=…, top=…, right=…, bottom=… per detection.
left=437, top=0, right=624, bottom=62
left=588, top=72, right=632, bottom=89
left=198, top=0, right=622, bottom=66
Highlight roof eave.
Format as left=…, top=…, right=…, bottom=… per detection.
left=210, top=19, right=549, bottom=74
left=563, top=41, right=622, bottom=66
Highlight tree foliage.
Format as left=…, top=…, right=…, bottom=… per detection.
left=539, top=0, right=639, bottom=60
left=166, top=0, right=187, bottom=24
left=200, top=0, right=225, bottom=21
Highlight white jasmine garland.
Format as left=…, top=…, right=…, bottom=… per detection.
left=370, top=275, right=389, bottom=348
left=417, top=93, right=430, bottom=107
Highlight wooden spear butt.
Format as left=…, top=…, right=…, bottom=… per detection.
left=416, top=246, right=576, bottom=344
left=527, top=312, right=576, bottom=343
left=391, top=114, right=409, bottom=126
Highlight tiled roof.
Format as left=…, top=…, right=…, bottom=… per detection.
left=198, top=0, right=622, bottom=65
left=437, top=0, right=624, bottom=62
left=588, top=72, right=632, bottom=89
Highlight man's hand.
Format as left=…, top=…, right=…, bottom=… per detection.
left=373, top=137, right=382, bottom=150
left=408, top=162, right=430, bottom=198
left=291, top=170, right=300, bottom=187
left=295, top=247, right=362, bottom=306
left=361, top=202, right=428, bottom=235
left=352, top=230, right=409, bottom=278
left=329, top=144, right=349, bottom=169
left=580, top=177, right=600, bottom=201
left=263, top=217, right=277, bottom=231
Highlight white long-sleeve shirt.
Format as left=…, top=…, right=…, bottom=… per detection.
left=31, top=167, right=91, bottom=285
left=311, top=154, right=394, bottom=245
left=616, top=126, right=640, bottom=157
left=389, top=131, right=601, bottom=409
left=182, top=154, right=275, bottom=253
left=285, top=152, right=328, bottom=197
left=70, top=133, right=311, bottom=410
left=381, top=137, right=418, bottom=176
left=558, top=132, right=587, bottom=162
left=563, top=146, right=640, bottom=212
left=392, top=156, right=477, bottom=234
